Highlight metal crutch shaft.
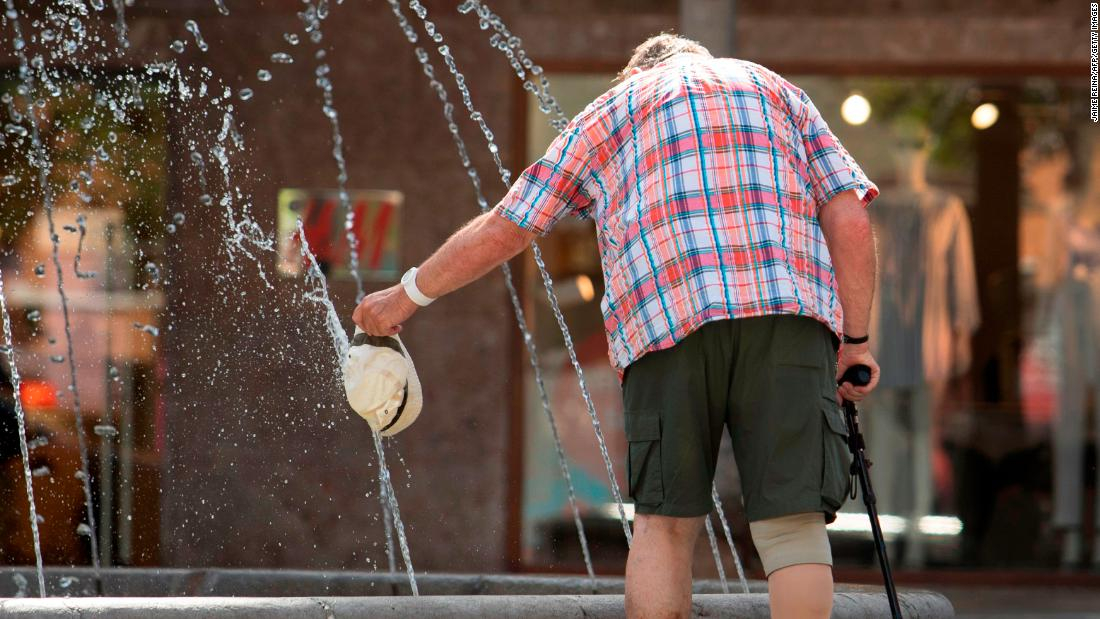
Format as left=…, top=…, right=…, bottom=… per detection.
left=839, top=364, right=902, bottom=619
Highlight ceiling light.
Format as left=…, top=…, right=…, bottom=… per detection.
left=841, top=93, right=871, bottom=126
left=971, top=102, right=999, bottom=130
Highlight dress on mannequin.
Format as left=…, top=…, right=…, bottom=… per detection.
left=865, top=143, right=980, bottom=569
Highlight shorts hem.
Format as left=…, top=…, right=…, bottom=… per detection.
left=633, top=500, right=714, bottom=518
left=745, top=499, right=836, bottom=524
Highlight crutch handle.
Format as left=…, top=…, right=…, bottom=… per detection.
left=839, top=364, right=872, bottom=387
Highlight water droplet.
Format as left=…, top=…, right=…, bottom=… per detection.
left=76, top=523, right=92, bottom=536
left=184, top=20, right=209, bottom=52
left=257, top=69, right=272, bottom=82
left=108, top=366, right=120, bottom=380
left=93, top=425, right=118, bottom=438
left=166, top=223, right=177, bottom=234
left=34, top=264, right=45, bottom=277
left=50, top=355, right=64, bottom=364
left=238, top=88, right=253, bottom=101
left=170, top=40, right=185, bottom=53
left=271, top=52, right=293, bottom=64
left=107, top=131, right=118, bottom=143
left=214, top=0, right=230, bottom=16
left=199, top=194, right=213, bottom=205
left=31, top=466, right=49, bottom=477
left=1, top=175, right=18, bottom=186
left=284, top=33, right=299, bottom=45
left=144, top=262, right=161, bottom=283
left=25, top=309, right=40, bottom=322
left=173, top=212, right=185, bottom=224
left=133, top=322, right=160, bottom=337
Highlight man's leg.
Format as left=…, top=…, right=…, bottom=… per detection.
left=768, top=564, right=834, bottom=619
left=625, top=513, right=705, bottom=619
left=728, top=317, right=847, bottom=619
left=750, top=512, right=835, bottom=619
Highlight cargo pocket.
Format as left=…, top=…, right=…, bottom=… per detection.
left=820, top=396, right=852, bottom=518
left=625, top=411, right=663, bottom=506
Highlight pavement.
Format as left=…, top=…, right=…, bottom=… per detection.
left=939, top=585, right=1100, bottom=619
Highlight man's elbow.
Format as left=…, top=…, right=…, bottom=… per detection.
left=820, top=191, right=872, bottom=243
left=485, top=212, right=536, bottom=258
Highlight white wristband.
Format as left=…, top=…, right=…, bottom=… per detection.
left=401, top=267, right=435, bottom=307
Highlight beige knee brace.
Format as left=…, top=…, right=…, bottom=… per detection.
left=749, top=512, right=832, bottom=577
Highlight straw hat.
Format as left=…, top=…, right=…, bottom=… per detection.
left=343, top=328, right=423, bottom=437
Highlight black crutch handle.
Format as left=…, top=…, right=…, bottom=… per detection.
left=839, top=364, right=872, bottom=387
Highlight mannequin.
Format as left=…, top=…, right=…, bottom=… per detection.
left=865, top=122, right=981, bottom=569
left=1023, top=131, right=1100, bottom=569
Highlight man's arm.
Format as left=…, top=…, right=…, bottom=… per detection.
left=819, top=189, right=880, bottom=401
left=416, top=211, right=536, bottom=299
left=353, top=114, right=592, bottom=337
left=351, top=212, right=535, bottom=336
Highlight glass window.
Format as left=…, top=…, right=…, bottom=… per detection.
left=519, top=74, right=632, bottom=569
left=517, top=70, right=1100, bottom=576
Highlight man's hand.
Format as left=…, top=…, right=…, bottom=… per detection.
left=836, top=342, right=880, bottom=403
left=352, top=285, right=419, bottom=336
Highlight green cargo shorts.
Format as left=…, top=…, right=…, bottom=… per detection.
left=621, top=315, right=851, bottom=524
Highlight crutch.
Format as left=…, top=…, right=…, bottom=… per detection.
left=838, top=364, right=902, bottom=619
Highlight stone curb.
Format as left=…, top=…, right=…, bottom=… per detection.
left=0, top=592, right=954, bottom=618
left=0, top=567, right=889, bottom=596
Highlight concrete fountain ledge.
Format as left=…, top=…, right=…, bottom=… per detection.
left=0, top=568, right=954, bottom=618
left=0, top=592, right=954, bottom=618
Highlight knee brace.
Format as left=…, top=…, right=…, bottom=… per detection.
left=749, top=512, right=832, bottom=577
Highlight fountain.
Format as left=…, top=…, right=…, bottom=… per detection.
left=0, top=1, right=953, bottom=616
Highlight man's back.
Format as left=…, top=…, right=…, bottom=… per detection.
left=496, top=54, right=877, bottom=370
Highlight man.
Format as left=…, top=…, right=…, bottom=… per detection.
left=354, top=33, right=880, bottom=619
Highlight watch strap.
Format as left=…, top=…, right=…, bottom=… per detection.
left=842, top=334, right=870, bottom=345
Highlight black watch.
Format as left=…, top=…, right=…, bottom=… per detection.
left=842, top=334, right=869, bottom=345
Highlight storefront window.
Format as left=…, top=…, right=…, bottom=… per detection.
left=518, top=70, right=1099, bottom=575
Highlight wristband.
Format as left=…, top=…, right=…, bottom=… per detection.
left=842, top=334, right=869, bottom=345
left=400, top=267, right=436, bottom=307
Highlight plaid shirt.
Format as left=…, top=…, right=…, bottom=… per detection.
left=495, top=55, right=878, bottom=372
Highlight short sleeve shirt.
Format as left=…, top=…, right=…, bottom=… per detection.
left=495, top=55, right=878, bottom=372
